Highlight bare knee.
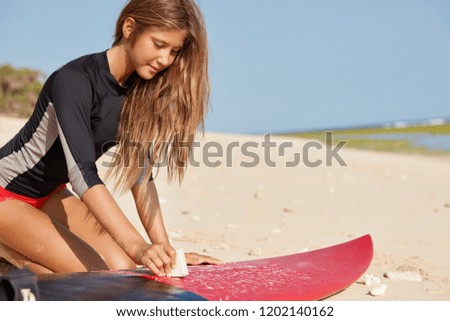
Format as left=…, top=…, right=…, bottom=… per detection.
left=106, top=253, right=136, bottom=270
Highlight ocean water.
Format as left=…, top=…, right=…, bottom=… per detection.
left=339, top=133, right=450, bottom=152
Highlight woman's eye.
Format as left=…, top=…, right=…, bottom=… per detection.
left=154, top=42, right=163, bottom=48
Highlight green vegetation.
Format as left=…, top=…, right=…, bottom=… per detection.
left=282, top=124, right=450, bottom=155
left=0, top=64, right=45, bottom=117
left=294, top=123, right=450, bottom=136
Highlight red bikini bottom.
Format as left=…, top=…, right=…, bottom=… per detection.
left=0, top=184, right=66, bottom=209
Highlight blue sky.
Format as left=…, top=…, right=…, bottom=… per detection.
left=1, top=0, right=449, bottom=134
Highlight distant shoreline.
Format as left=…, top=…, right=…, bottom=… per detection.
left=280, top=123, right=450, bottom=156
left=271, top=117, right=450, bottom=136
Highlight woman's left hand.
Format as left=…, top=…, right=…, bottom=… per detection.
left=185, top=252, right=223, bottom=265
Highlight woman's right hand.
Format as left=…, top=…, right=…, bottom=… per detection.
left=134, top=242, right=177, bottom=277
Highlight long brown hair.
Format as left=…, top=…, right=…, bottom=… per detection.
left=107, top=0, right=209, bottom=199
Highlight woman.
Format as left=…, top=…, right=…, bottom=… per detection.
left=0, top=0, right=220, bottom=276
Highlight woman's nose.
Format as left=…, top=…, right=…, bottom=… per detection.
left=157, top=51, right=172, bottom=68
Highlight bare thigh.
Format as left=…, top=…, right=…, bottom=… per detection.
left=40, top=188, right=136, bottom=270
left=0, top=199, right=108, bottom=273
left=0, top=241, right=53, bottom=274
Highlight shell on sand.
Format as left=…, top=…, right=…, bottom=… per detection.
left=369, top=284, right=387, bottom=296
left=249, top=247, right=263, bottom=256
left=384, top=271, right=422, bottom=282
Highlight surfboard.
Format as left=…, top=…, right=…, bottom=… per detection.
left=37, top=271, right=205, bottom=301
left=37, top=234, right=373, bottom=301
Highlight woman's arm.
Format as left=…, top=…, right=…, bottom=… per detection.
left=131, top=180, right=169, bottom=244
left=131, top=180, right=223, bottom=266
left=81, top=184, right=175, bottom=276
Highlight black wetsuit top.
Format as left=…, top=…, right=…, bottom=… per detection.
left=0, top=51, right=139, bottom=198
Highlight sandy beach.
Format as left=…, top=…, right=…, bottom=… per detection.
left=1, top=116, right=449, bottom=300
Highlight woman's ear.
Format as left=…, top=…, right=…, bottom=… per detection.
left=122, top=17, right=136, bottom=39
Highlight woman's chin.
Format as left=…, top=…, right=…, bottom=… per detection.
left=136, top=68, right=156, bottom=80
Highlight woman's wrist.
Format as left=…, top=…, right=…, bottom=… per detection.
left=149, top=232, right=170, bottom=244
left=126, top=240, right=150, bottom=264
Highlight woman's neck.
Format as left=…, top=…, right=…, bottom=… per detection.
left=106, top=45, right=134, bottom=86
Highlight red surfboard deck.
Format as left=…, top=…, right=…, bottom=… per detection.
left=37, top=234, right=372, bottom=301
left=117, top=234, right=373, bottom=301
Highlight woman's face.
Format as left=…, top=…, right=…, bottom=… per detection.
left=127, top=27, right=187, bottom=80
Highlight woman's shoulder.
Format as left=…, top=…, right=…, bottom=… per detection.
left=50, top=51, right=106, bottom=84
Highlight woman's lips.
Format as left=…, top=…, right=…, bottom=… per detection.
left=149, top=65, right=159, bottom=73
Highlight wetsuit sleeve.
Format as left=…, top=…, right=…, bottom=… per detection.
left=50, top=67, right=103, bottom=197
